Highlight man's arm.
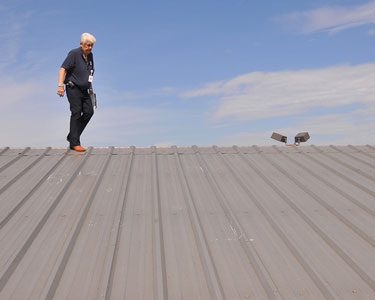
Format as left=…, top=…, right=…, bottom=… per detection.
left=57, top=68, right=66, bottom=97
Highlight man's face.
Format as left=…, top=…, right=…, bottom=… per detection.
left=80, top=42, right=93, bottom=55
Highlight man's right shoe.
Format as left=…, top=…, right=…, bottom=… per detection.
left=70, top=145, right=86, bottom=152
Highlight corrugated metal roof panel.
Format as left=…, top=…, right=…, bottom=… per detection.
left=0, top=145, right=374, bottom=299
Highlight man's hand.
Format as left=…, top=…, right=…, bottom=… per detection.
left=57, top=86, right=65, bottom=97
left=57, top=68, right=66, bottom=97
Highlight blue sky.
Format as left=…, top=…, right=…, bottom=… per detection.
left=0, top=0, right=374, bottom=147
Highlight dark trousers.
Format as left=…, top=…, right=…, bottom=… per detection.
left=66, top=86, right=94, bottom=146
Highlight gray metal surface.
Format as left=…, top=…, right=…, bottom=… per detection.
left=0, top=145, right=374, bottom=300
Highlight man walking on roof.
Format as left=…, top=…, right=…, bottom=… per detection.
left=57, top=33, right=96, bottom=152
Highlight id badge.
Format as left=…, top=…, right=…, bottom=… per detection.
left=88, top=75, right=93, bottom=83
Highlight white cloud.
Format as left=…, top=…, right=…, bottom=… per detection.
left=153, top=141, right=177, bottom=147
left=110, top=86, right=177, bottom=102
left=0, top=7, right=34, bottom=69
left=84, top=105, right=162, bottom=146
left=220, top=106, right=375, bottom=146
left=221, top=131, right=276, bottom=146
left=0, top=98, right=163, bottom=147
left=0, top=75, right=67, bottom=147
left=183, top=63, right=375, bottom=145
left=277, top=2, right=375, bottom=34
left=295, top=107, right=375, bottom=144
left=90, top=106, right=159, bottom=129
left=160, top=86, right=175, bottom=92
left=182, top=80, right=225, bottom=98
left=0, top=74, right=167, bottom=147
left=182, top=63, right=375, bottom=122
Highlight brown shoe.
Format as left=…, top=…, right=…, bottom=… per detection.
left=71, top=145, right=86, bottom=152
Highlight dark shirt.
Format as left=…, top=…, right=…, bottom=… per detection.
left=61, top=47, right=94, bottom=90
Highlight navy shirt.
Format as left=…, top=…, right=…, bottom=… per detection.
left=61, top=47, right=94, bottom=90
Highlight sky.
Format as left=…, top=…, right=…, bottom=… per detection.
left=0, top=0, right=374, bottom=147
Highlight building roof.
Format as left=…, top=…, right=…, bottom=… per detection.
left=0, top=145, right=374, bottom=300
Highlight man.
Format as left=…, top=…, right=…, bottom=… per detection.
left=57, top=33, right=96, bottom=152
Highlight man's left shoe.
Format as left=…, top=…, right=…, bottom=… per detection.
left=70, top=145, right=86, bottom=152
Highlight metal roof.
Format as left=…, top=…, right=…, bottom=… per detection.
left=0, top=145, right=374, bottom=300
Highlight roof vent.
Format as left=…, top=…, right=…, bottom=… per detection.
left=271, top=132, right=310, bottom=146
left=295, top=132, right=310, bottom=144
left=271, top=132, right=287, bottom=143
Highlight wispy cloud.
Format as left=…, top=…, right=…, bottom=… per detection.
left=0, top=95, right=165, bottom=147
left=0, top=5, right=34, bottom=69
left=153, top=141, right=177, bottom=147
left=0, top=79, right=45, bottom=108
left=0, top=73, right=168, bottom=147
left=221, top=108, right=375, bottom=146
left=100, top=85, right=178, bottom=103
left=182, top=63, right=375, bottom=121
left=85, top=105, right=163, bottom=145
left=276, top=2, right=375, bottom=34
left=0, top=79, right=65, bottom=147
left=182, top=63, right=375, bottom=145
